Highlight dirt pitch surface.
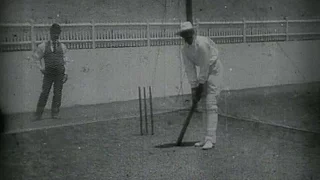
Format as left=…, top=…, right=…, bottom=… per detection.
left=1, top=82, right=320, bottom=180
left=1, top=112, right=320, bottom=180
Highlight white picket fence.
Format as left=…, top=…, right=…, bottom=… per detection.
left=0, top=19, right=320, bottom=52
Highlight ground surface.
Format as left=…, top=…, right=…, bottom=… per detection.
left=1, top=113, right=320, bottom=180
left=1, top=82, right=320, bottom=180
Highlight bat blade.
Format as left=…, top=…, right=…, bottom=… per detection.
left=176, top=103, right=197, bottom=146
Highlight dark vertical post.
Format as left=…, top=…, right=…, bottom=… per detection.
left=149, top=86, right=154, bottom=135
left=143, top=87, right=148, bottom=134
left=186, top=0, right=193, bottom=24
left=138, top=87, right=143, bottom=135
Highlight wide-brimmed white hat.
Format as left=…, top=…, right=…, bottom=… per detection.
left=176, top=21, right=194, bottom=35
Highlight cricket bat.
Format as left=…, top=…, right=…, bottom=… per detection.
left=176, top=102, right=198, bottom=146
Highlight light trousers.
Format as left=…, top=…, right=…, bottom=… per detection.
left=198, top=60, right=223, bottom=143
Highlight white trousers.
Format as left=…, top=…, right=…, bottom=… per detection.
left=198, top=60, right=223, bottom=143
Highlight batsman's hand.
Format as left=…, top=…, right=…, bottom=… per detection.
left=196, top=83, right=204, bottom=97
left=192, top=84, right=204, bottom=104
left=191, top=88, right=197, bottom=104
left=63, top=74, right=68, bottom=84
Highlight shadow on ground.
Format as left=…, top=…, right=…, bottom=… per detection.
left=154, top=141, right=198, bottom=148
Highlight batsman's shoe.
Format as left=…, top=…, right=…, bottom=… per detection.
left=194, top=141, right=205, bottom=147
left=202, top=141, right=214, bottom=150
left=202, top=137, right=215, bottom=150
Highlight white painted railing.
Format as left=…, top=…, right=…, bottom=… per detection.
left=0, top=18, right=319, bottom=52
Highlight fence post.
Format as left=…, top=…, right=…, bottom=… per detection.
left=147, top=21, right=150, bottom=48
left=285, top=17, right=289, bottom=41
left=243, top=18, right=246, bottom=43
left=91, top=20, right=96, bottom=49
left=30, top=19, right=35, bottom=52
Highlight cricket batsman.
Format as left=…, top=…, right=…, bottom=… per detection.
left=177, top=21, right=224, bottom=150
left=33, top=23, right=70, bottom=120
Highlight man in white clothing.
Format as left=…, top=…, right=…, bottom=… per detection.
left=177, top=21, right=224, bottom=150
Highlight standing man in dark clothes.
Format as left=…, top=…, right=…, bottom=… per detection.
left=33, top=23, right=69, bottom=120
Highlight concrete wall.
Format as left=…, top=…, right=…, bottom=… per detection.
left=1, top=40, right=320, bottom=114
left=221, top=41, right=320, bottom=90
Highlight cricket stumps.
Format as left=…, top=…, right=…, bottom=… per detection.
left=138, top=86, right=154, bottom=135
